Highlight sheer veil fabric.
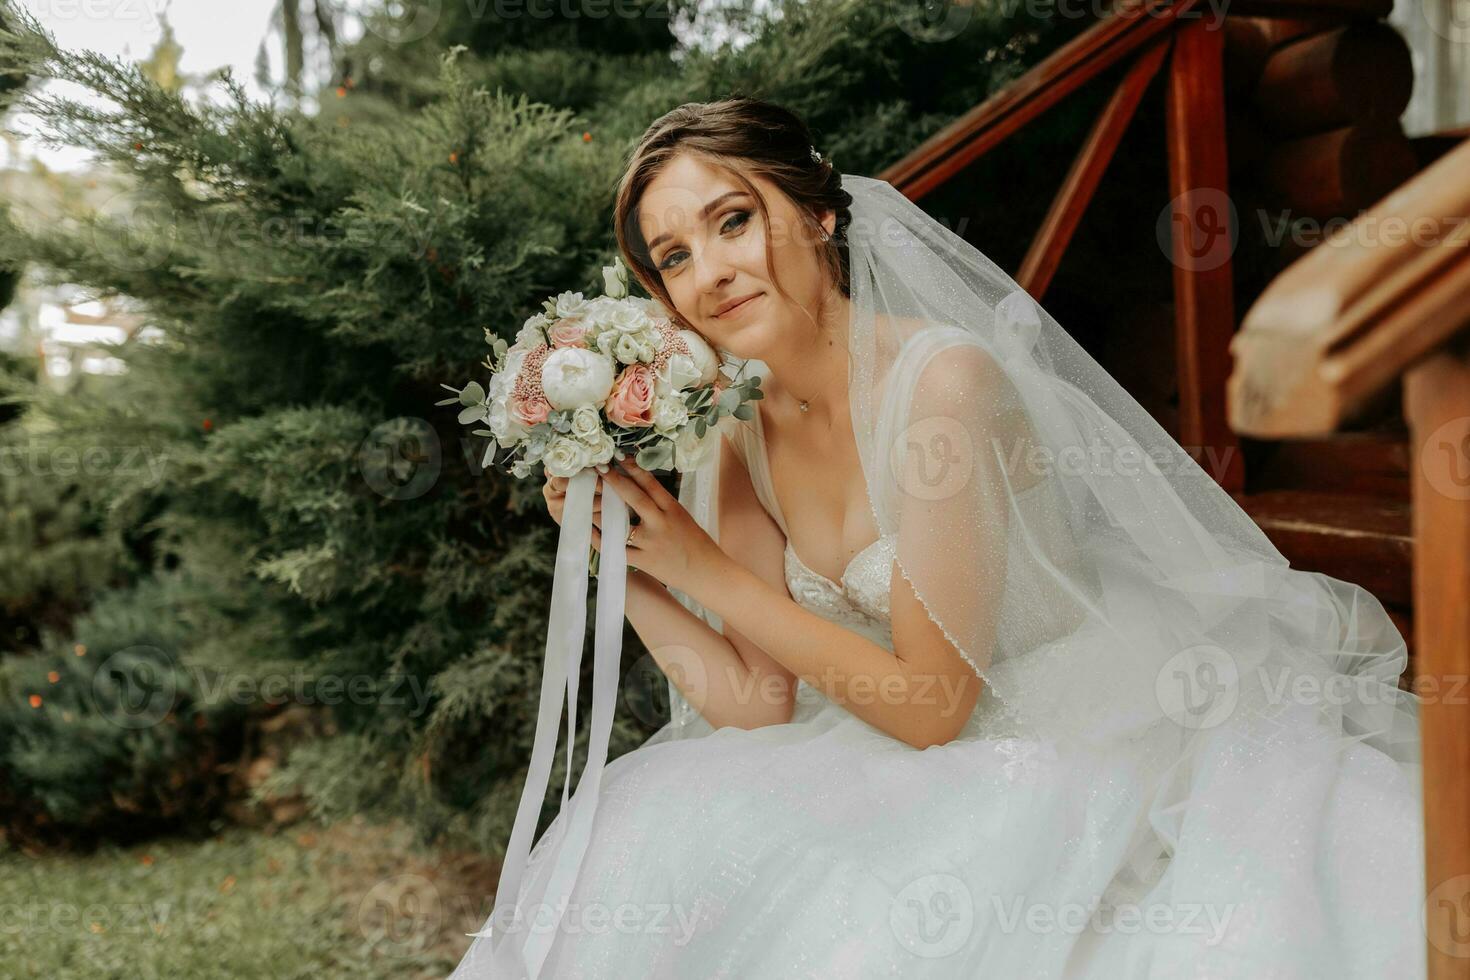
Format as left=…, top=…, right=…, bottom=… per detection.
left=451, top=172, right=1426, bottom=979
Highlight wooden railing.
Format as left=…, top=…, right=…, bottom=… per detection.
left=1232, top=135, right=1470, bottom=980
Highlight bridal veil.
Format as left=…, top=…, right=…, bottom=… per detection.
left=667, top=169, right=1421, bottom=818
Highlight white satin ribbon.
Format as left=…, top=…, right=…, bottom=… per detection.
left=472, top=464, right=630, bottom=979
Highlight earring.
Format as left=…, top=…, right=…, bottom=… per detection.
left=819, top=230, right=830, bottom=242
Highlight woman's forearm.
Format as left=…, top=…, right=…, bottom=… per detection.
left=623, top=567, right=793, bottom=730
left=680, top=557, right=972, bottom=748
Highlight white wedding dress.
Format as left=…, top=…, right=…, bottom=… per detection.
left=477, top=394, right=1427, bottom=980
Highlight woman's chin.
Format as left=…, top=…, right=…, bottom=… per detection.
left=713, top=319, right=779, bottom=361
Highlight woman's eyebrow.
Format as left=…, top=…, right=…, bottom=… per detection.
left=646, top=190, right=748, bottom=252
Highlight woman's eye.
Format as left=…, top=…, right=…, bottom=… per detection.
left=656, top=211, right=750, bottom=271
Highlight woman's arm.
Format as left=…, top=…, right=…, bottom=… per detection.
left=618, top=432, right=797, bottom=730
left=680, top=556, right=982, bottom=749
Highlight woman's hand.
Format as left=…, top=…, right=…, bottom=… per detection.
left=590, top=458, right=726, bottom=594
left=542, top=466, right=602, bottom=528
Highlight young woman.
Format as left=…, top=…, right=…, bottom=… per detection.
left=453, top=97, right=1425, bottom=979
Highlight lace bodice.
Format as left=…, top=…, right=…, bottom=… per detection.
left=782, top=533, right=898, bottom=649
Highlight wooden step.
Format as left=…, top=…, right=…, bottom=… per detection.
left=1232, top=488, right=1413, bottom=608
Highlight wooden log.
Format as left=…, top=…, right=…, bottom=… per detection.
left=1226, top=0, right=1392, bottom=20
left=1223, top=17, right=1273, bottom=96
left=1255, top=22, right=1414, bottom=135
left=1226, top=102, right=1271, bottom=175
left=1258, top=16, right=1340, bottom=49
left=1261, top=122, right=1418, bottom=220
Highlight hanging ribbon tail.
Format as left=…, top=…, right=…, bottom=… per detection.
left=479, top=466, right=629, bottom=980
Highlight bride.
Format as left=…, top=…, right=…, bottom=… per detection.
left=450, top=97, right=1426, bottom=979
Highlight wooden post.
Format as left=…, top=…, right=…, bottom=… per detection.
left=1406, top=342, right=1470, bottom=980
left=1165, top=16, right=1245, bottom=491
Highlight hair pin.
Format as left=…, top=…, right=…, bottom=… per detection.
left=809, top=145, right=823, bottom=164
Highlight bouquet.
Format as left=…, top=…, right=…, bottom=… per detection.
left=438, top=258, right=762, bottom=971
left=441, top=255, right=762, bottom=485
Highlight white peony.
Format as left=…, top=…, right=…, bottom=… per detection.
left=672, top=423, right=716, bottom=471
left=569, top=405, right=603, bottom=441
left=652, top=395, right=690, bottom=432
left=486, top=370, right=527, bottom=447
left=543, top=435, right=594, bottom=478
left=541, top=347, right=615, bottom=410
left=678, top=330, right=720, bottom=385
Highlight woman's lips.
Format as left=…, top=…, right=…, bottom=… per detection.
left=715, top=293, right=762, bottom=319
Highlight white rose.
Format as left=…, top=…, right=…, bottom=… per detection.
left=655, top=353, right=703, bottom=396
left=652, top=395, right=690, bottom=432
left=587, top=430, right=616, bottom=466
left=672, top=423, right=716, bottom=471
left=516, top=313, right=550, bottom=347
left=678, top=330, right=720, bottom=385
left=553, top=291, right=589, bottom=320
left=569, top=405, right=603, bottom=441
left=541, top=347, right=615, bottom=410
left=638, top=295, right=673, bottom=324
left=602, top=257, right=629, bottom=299
left=543, top=435, right=593, bottom=478
left=613, top=333, right=644, bottom=365
left=607, top=302, right=653, bottom=335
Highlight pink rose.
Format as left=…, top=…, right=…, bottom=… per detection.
left=605, top=364, right=656, bottom=427
left=548, top=318, right=589, bottom=348
left=511, top=391, right=551, bottom=426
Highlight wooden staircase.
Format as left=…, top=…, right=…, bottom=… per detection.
left=875, top=2, right=1467, bottom=975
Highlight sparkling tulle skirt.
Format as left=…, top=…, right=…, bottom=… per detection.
left=464, top=678, right=1424, bottom=980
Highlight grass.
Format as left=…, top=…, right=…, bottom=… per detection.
left=0, top=817, right=502, bottom=979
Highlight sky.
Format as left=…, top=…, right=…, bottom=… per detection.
left=8, top=0, right=353, bottom=171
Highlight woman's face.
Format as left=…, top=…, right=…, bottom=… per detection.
left=636, top=154, right=834, bottom=360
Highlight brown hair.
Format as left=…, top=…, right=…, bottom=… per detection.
left=614, top=97, right=853, bottom=337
